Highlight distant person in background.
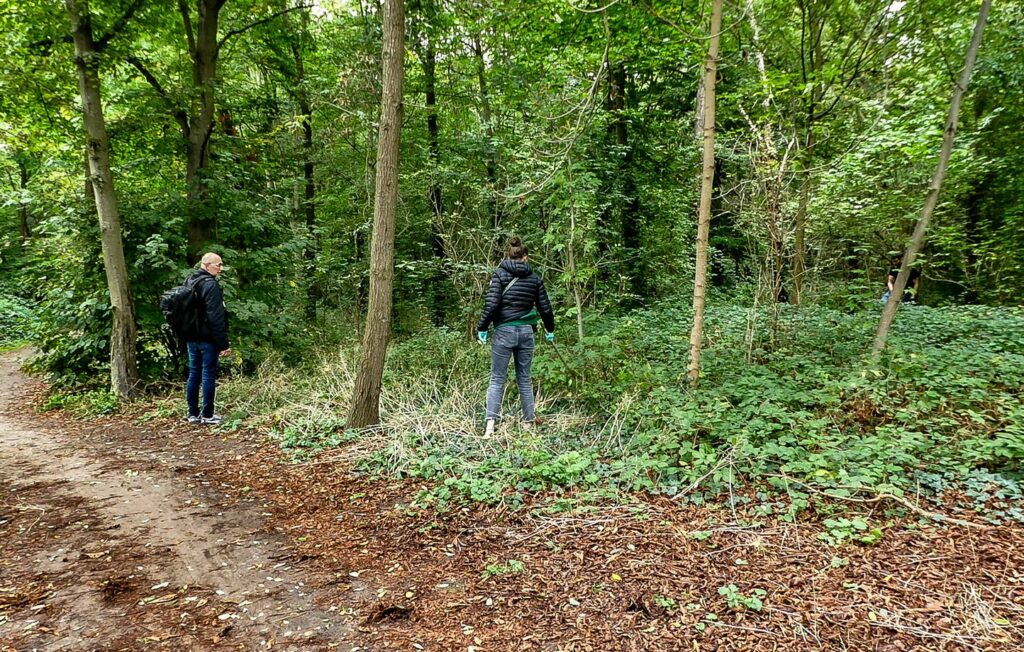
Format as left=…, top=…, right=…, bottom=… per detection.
left=882, top=256, right=921, bottom=304
left=185, top=253, right=231, bottom=425
left=476, top=237, right=555, bottom=438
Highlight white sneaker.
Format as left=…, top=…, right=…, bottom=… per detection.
left=201, top=414, right=224, bottom=425
left=484, top=419, right=495, bottom=438
left=186, top=415, right=201, bottom=424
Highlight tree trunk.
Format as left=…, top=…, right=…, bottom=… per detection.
left=472, top=35, right=500, bottom=230
left=791, top=127, right=814, bottom=305
left=791, top=0, right=825, bottom=306
left=290, top=10, right=318, bottom=320
left=16, top=156, right=31, bottom=242
left=417, top=0, right=446, bottom=326
left=746, top=0, right=786, bottom=304
left=871, top=0, right=991, bottom=360
left=611, top=61, right=644, bottom=301
left=686, top=0, right=723, bottom=387
left=184, top=0, right=222, bottom=261
left=347, top=0, right=405, bottom=428
left=66, top=0, right=139, bottom=399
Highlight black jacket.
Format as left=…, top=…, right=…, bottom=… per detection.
left=186, top=269, right=230, bottom=351
left=476, top=259, right=555, bottom=333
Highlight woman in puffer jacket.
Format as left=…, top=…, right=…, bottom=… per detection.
left=476, top=236, right=556, bottom=437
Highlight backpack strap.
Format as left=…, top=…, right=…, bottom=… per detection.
left=501, top=277, right=518, bottom=296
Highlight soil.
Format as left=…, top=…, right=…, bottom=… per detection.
left=2, top=349, right=1023, bottom=651
left=0, top=351, right=361, bottom=651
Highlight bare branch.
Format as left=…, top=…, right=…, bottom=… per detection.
left=217, top=5, right=313, bottom=50
left=178, top=0, right=196, bottom=58
left=126, top=55, right=190, bottom=137
left=95, top=0, right=147, bottom=51
left=27, top=35, right=73, bottom=54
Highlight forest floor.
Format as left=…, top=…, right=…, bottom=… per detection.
left=1, top=350, right=1023, bottom=652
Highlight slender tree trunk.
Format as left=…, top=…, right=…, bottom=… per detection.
left=347, top=0, right=405, bottom=428
left=610, top=61, right=644, bottom=301
left=290, top=11, right=318, bottom=320
left=792, top=0, right=823, bottom=306
left=569, top=209, right=585, bottom=340
left=417, top=0, right=446, bottom=326
left=746, top=0, right=785, bottom=304
left=686, top=0, right=723, bottom=387
left=66, top=0, right=139, bottom=399
left=871, top=0, right=991, bottom=360
left=791, top=127, right=814, bottom=304
left=694, top=74, right=705, bottom=139
left=963, top=168, right=993, bottom=302
left=472, top=35, right=500, bottom=230
left=16, top=157, right=31, bottom=242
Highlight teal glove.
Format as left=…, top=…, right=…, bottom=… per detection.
left=478, top=331, right=488, bottom=344
left=545, top=331, right=554, bottom=343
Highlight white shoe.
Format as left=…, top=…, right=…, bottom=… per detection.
left=186, top=415, right=201, bottom=424
left=484, top=419, right=495, bottom=438
left=201, top=414, right=224, bottom=425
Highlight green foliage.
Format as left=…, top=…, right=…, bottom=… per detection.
left=817, top=517, right=884, bottom=546
left=40, top=389, right=120, bottom=417
left=481, top=559, right=525, bottom=579
left=653, top=594, right=678, bottom=612
left=0, top=292, right=35, bottom=349
left=217, top=299, right=1024, bottom=523
left=272, top=418, right=349, bottom=461
left=717, top=584, right=767, bottom=612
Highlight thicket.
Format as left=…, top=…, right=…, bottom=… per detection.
left=208, top=302, right=1024, bottom=520
left=0, top=290, right=35, bottom=350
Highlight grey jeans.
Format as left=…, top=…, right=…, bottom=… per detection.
left=485, top=325, right=536, bottom=422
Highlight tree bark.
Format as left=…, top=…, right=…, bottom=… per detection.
left=610, top=61, right=644, bottom=301
left=745, top=0, right=785, bottom=304
left=16, top=156, right=31, bottom=242
left=472, top=35, right=500, bottom=230
left=290, top=10, right=318, bottom=320
left=871, top=0, right=991, bottom=360
left=66, top=0, right=139, bottom=399
left=792, top=126, right=815, bottom=305
left=347, top=0, right=405, bottom=428
left=184, top=0, right=222, bottom=260
left=791, top=0, right=824, bottom=306
left=686, top=0, right=723, bottom=387
left=416, top=0, right=446, bottom=326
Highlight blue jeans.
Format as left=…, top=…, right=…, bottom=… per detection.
left=186, top=341, right=219, bottom=418
left=485, top=325, right=536, bottom=422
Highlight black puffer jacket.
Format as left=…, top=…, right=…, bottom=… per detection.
left=186, top=269, right=230, bottom=351
left=476, top=259, right=555, bottom=333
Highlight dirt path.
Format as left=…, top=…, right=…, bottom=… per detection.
left=0, top=351, right=359, bottom=651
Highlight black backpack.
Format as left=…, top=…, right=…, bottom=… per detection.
left=160, top=276, right=204, bottom=340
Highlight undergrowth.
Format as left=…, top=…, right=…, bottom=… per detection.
left=0, top=293, right=35, bottom=350
left=217, top=303, right=1024, bottom=520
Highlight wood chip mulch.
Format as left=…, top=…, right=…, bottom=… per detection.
left=210, top=445, right=1024, bottom=652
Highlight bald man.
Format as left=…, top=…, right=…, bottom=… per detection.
left=184, top=253, right=231, bottom=425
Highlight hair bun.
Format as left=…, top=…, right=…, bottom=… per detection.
left=508, top=236, right=523, bottom=247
